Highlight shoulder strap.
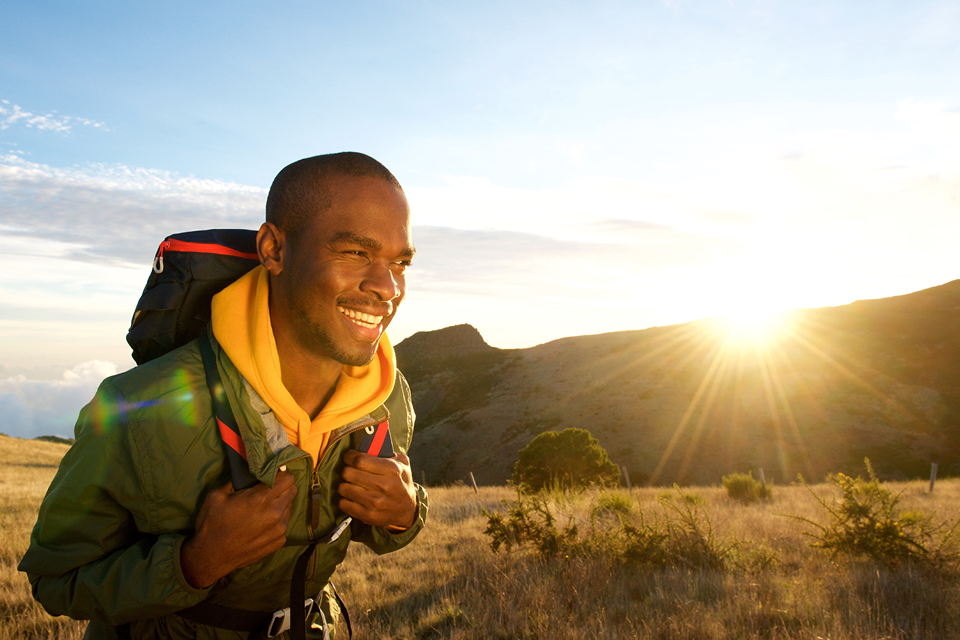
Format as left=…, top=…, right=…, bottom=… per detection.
left=198, top=333, right=260, bottom=491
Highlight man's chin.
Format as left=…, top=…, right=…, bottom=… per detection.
left=332, top=338, right=382, bottom=368
left=298, top=323, right=381, bottom=368
left=336, top=349, right=379, bottom=368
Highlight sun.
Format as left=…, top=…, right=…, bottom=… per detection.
left=718, top=305, right=788, bottom=344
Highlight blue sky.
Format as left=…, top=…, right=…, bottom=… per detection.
left=2, top=0, right=959, bottom=437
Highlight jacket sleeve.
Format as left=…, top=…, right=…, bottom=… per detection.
left=18, top=380, right=212, bottom=625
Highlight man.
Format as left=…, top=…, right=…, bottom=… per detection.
left=19, top=152, right=428, bottom=639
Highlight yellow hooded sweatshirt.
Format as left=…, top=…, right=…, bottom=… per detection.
left=211, top=265, right=395, bottom=465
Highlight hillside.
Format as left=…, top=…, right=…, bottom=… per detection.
left=397, top=281, right=960, bottom=486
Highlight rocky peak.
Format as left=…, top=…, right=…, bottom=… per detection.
left=395, top=324, right=493, bottom=367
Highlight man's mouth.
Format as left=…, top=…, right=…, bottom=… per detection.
left=337, top=306, right=384, bottom=330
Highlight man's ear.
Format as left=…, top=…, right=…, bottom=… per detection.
left=257, top=222, right=285, bottom=275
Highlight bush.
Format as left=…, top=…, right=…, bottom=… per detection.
left=484, top=487, right=771, bottom=572
left=627, top=488, right=728, bottom=571
left=512, top=428, right=620, bottom=491
left=722, top=471, right=773, bottom=503
left=483, top=490, right=579, bottom=557
left=793, top=459, right=960, bottom=567
left=591, top=491, right=634, bottom=519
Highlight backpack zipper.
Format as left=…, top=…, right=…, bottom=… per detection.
left=153, top=237, right=259, bottom=274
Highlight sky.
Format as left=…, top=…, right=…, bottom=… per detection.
left=2, top=0, right=959, bottom=438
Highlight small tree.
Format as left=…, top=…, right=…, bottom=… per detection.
left=512, top=428, right=620, bottom=491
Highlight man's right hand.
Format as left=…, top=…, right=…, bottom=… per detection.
left=180, top=470, right=297, bottom=589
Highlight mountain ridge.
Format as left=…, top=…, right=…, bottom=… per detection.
left=397, top=280, right=960, bottom=486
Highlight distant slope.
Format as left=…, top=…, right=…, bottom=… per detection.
left=398, top=281, right=960, bottom=486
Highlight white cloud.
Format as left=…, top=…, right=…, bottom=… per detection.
left=0, top=99, right=107, bottom=132
left=0, top=157, right=269, bottom=379
left=0, top=361, right=117, bottom=439
left=0, top=155, right=266, bottom=265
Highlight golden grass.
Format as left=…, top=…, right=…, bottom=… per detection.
left=0, top=435, right=87, bottom=639
left=3, top=436, right=958, bottom=639
left=335, top=483, right=960, bottom=639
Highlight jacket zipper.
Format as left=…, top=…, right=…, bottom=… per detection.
left=305, top=416, right=381, bottom=541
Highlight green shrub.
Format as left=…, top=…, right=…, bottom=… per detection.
left=722, top=471, right=773, bottom=503
left=644, top=488, right=727, bottom=570
left=483, top=490, right=578, bottom=557
left=793, top=459, right=960, bottom=567
left=658, top=487, right=705, bottom=506
left=484, top=487, right=768, bottom=572
left=512, top=428, right=620, bottom=491
left=591, top=490, right=634, bottom=519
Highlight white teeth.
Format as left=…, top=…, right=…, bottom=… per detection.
left=337, top=306, right=383, bottom=328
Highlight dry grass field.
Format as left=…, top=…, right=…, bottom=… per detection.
left=337, top=482, right=960, bottom=639
left=3, top=434, right=958, bottom=639
left=0, top=435, right=85, bottom=640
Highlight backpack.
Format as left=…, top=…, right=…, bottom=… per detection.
left=126, top=229, right=260, bottom=366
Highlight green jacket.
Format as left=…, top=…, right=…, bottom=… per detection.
left=19, top=331, right=428, bottom=639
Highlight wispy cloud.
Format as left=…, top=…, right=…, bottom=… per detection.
left=0, top=99, right=107, bottom=132
left=0, top=361, right=117, bottom=439
left=410, top=223, right=737, bottom=299
left=0, top=155, right=265, bottom=265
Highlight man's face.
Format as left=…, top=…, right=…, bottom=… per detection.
left=276, top=175, right=414, bottom=367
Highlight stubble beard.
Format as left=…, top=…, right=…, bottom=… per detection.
left=293, top=308, right=379, bottom=367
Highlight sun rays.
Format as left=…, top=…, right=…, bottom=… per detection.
left=641, top=307, right=941, bottom=485
left=540, top=290, right=943, bottom=488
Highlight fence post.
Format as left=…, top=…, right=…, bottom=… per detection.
left=468, top=472, right=479, bottom=494
left=622, top=465, right=632, bottom=490
left=758, top=468, right=766, bottom=485
left=930, top=462, right=938, bottom=493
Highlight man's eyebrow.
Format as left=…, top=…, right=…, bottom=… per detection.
left=331, top=231, right=417, bottom=258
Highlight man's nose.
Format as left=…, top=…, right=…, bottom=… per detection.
left=360, top=262, right=402, bottom=302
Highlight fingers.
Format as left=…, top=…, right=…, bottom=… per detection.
left=342, top=451, right=411, bottom=482
left=183, top=471, right=298, bottom=586
left=338, top=452, right=417, bottom=528
left=342, top=448, right=409, bottom=466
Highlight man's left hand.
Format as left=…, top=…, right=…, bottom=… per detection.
left=338, top=450, right=418, bottom=529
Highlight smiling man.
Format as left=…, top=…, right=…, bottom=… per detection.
left=19, top=153, right=428, bottom=640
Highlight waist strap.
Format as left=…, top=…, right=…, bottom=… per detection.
left=176, top=546, right=316, bottom=635
left=176, top=544, right=357, bottom=638
left=177, top=600, right=273, bottom=632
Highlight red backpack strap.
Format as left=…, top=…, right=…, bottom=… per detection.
left=198, top=332, right=260, bottom=491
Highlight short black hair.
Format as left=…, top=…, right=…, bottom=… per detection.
left=265, top=152, right=403, bottom=241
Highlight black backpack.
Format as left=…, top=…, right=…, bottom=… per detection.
left=127, top=229, right=260, bottom=366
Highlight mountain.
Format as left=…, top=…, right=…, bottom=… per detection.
left=397, top=281, right=960, bottom=486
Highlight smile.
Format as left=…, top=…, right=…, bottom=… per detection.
left=337, top=306, right=383, bottom=329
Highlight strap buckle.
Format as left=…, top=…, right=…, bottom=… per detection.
left=265, top=598, right=317, bottom=638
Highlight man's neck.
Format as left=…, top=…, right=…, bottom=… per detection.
left=272, top=328, right=343, bottom=421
